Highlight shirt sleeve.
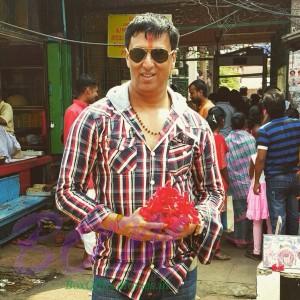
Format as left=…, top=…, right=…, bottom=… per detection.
left=191, top=126, right=224, bottom=264
left=256, top=127, right=269, bottom=150
left=56, top=109, right=112, bottom=234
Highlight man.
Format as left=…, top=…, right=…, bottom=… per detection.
left=56, top=13, right=223, bottom=300
left=64, top=74, right=99, bottom=144
left=215, top=86, right=235, bottom=137
left=188, top=79, right=214, bottom=119
left=254, top=89, right=300, bottom=234
left=0, top=99, right=22, bottom=162
left=63, top=74, right=99, bottom=269
left=240, top=86, right=250, bottom=108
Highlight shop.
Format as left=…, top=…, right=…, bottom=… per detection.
left=0, top=26, right=71, bottom=244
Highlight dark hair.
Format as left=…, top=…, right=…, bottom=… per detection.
left=229, top=89, right=249, bottom=115
left=216, top=86, right=230, bottom=103
left=125, top=13, right=179, bottom=50
left=239, top=86, right=248, bottom=96
left=263, top=89, right=285, bottom=119
left=189, top=79, right=208, bottom=97
left=262, top=85, right=281, bottom=94
left=250, top=93, right=260, bottom=106
left=207, top=106, right=226, bottom=131
left=76, top=74, right=97, bottom=96
left=247, top=105, right=263, bottom=131
left=231, top=112, right=246, bottom=130
left=285, top=107, right=300, bottom=119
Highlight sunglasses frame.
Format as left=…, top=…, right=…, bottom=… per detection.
left=126, top=47, right=176, bottom=64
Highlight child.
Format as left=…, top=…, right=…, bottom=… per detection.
left=207, top=106, right=231, bottom=260
left=245, top=154, right=272, bottom=260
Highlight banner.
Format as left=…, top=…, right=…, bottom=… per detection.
left=107, top=14, right=135, bottom=58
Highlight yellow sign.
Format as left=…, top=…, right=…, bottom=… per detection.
left=107, top=14, right=172, bottom=59
left=107, top=14, right=135, bottom=58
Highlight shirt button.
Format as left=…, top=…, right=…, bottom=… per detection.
left=151, top=152, right=155, bottom=157
left=150, top=264, right=154, bottom=269
left=150, top=180, right=155, bottom=185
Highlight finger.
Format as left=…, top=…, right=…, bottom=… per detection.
left=132, top=230, right=172, bottom=241
left=143, top=222, right=168, bottom=230
left=164, top=229, right=179, bottom=236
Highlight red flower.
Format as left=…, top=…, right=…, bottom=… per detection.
left=271, top=263, right=285, bottom=272
left=140, top=184, right=199, bottom=230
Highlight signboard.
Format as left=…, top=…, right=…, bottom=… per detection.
left=107, top=14, right=135, bottom=58
left=289, top=50, right=300, bottom=112
left=107, top=14, right=172, bottom=59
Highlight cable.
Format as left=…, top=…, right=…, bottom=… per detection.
left=0, top=21, right=123, bottom=46
left=0, top=31, right=42, bottom=44
left=223, top=0, right=300, bottom=18
left=181, top=9, right=239, bottom=37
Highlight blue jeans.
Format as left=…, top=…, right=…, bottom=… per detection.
left=266, top=173, right=299, bottom=235
left=92, top=268, right=197, bottom=300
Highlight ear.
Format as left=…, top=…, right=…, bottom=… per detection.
left=125, top=48, right=130, bottom=68
left=171, top=51, right=177, bottom=67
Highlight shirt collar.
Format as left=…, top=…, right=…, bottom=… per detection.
left=73, top=99, right=88, bottom=108
left=106, top=81, right=188, bottom=117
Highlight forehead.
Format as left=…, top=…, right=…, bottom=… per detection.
left=128, top=32, right=171, bottom=49
left=189, top=85, right=197, bottom=92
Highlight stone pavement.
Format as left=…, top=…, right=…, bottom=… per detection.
left=0, top=233, right=259, bottom=300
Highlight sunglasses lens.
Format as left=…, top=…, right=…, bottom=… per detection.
left=151, top=49, right=169, bottom=63
left=129, top=48, right=147, bottom=63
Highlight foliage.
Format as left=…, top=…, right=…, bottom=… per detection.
left=219, top=66, right=240, bottom=90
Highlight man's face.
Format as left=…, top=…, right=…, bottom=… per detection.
left=86, top=86, right=99, bottom=104
left=125, top=32, right=176, bottom=95
left=189, top=85, right=202, bottom=104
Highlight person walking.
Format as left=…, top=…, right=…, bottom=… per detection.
left=56, top=13, right=224, bottom=300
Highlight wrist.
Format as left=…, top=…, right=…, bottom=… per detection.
left=114, top=214, right=124, bottom=234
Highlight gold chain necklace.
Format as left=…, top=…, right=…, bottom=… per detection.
left=132, top=108, right=160, bottom=136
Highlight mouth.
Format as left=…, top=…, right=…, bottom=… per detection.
left=141, top=73, right=155, bottom=79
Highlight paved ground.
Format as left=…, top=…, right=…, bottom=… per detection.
left=0, top=231, right=259, bottom=300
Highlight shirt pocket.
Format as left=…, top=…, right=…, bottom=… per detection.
left=167, top=135, right=195, bottom=176
left=107, top=138, right=137, bottom=174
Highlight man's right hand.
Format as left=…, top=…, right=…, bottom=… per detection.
left=253, top=182, right=261, bottom=195
left=117, top=209, right=173, bottom=242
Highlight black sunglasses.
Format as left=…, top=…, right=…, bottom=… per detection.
left=128, top=48, right=175, bottom=64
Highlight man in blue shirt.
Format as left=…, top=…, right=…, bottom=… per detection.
left=253, top=89, right=300, bottom=234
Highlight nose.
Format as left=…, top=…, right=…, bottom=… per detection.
left=142, top=51, right=155, bottom=67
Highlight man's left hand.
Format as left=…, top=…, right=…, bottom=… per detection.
left=164, top=223, right=197, bottom=240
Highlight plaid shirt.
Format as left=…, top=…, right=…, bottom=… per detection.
left=225, top=130, right=256, bottom=200
left=56, top=82, right=223, bottom=300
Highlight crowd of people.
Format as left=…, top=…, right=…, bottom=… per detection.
left=188, top=79, right=300, bottom=261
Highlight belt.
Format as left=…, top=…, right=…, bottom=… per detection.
left=140, top=272, right=169, bottom=300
